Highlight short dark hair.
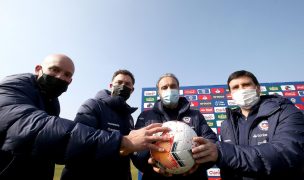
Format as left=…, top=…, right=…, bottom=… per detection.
left=227, top=70, right=260, bottom=91
left=156, top=73, right=179, bottom=89
left=112, top=69, right=135, bottom=85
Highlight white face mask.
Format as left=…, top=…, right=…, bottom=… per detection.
left=161, top=89, right=179, bottom=107
left=232, top=89, right=260, bottom=109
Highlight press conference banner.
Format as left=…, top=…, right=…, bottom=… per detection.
left=140, top=81, right=304, bottom=180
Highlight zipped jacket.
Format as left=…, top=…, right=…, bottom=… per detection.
left=61, top=89, right=137, bottom=180
left=217, top=95, right=304, bottom=180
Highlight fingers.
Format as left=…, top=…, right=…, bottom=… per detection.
left=192, top=137, right=209, bottom=153
left=193, top=147, right=213, bottom=159
left=145, top=123, right=163, bottom=130
left=148, top=157, right=172, bottom=176
left=148, top=143, right=166, bottom=152
left=148, top=157, right=163, bottom=173
left=145, top=123, right=170, bottom=134
left=193, top=136, right=209, bottom=145
left=145, top=124, right=171, bottom=143
left=147, top=132, right=170, bottom=142
left=148, top=126, right=171, bottom=136
left=152, top=166, right=161, bottom=173
left=152, top=166, right=172, bottom=177
left=125, top=123, right=171, bottom=152
left=192, top=138, right=218, bottom=164
left=148, top=157, right=155, bottom=165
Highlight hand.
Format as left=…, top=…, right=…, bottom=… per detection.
left=148, top=157, right=173, bottom=177
left=149, top=156, right=197, bottom=177
left=191, top=137, right=218, bottom=164
left=120, top=123, right=170, bottom=155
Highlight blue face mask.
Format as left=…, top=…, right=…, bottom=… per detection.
left=161, top=89, right=179, bottom=107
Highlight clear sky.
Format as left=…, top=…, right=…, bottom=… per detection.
left=1, top=0, right=303, bottom=120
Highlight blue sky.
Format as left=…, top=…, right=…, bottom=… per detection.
left=1, top=0, right=303, bottom=120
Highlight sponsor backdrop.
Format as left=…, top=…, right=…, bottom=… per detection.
left=139, top=81, right=304, bottom=180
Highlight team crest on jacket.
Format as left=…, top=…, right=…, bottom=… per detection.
left=183, top=117, right=191, bottom=123
left=258, top=120, right=269, bottom=131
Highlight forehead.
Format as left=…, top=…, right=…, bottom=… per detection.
left=113, top=74, right=133, bottom=83
left=44, top=57, right=74, bottom=75
left=158, top=77, right=178, bottom=87
left=229, top=76, right=254, bottom=86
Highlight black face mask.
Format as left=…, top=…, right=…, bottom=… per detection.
left=37, top=74, right=69, bottom=99
left=112, top=84, right=132, bottom=101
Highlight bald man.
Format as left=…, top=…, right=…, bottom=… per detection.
left=0, top=54, right=169, bottom=180
left=35, top=54, right=74, bottom=100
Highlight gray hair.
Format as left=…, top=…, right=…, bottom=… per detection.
left=156, top=73, right=180, bottom=89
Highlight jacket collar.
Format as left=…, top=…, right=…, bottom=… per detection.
left=226, top=95, right=288, bottom=122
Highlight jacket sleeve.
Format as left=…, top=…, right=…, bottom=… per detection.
left=216, top=103, right=304, bottom=176
left=64, top=98, right=124, bottom=163
left=0, top=82, right=123, bottom=165
left=33, top=99, right=124, bottom=164
left=32, top=117, right=123, bottom=164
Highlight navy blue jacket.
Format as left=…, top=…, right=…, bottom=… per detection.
left=133, top=97, right=218, bottom=180
left=217, top=95, right=304, bottom=180
left=0, top=74, right=124, bottom=180
left=61, top=89, right=137, bottom=180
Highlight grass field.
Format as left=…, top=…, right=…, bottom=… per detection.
left=54, top=162, right=139, bottom=180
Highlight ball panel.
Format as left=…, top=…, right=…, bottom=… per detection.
left=150, top=121, right=197, bottom=174
left=151, top=139, right=180, bottom=170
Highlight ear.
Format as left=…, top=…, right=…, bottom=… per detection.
left=257, top=86, right=261, bottom=95
left=34, top=65, right=42, bottom=76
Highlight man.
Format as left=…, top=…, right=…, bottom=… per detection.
left=0, top=55, right=169, bottom=180
left=209, top=70, right=304, bottom=179
left=61, top=69, right=144, bottom=180
left=132, top=73, right=218, bottom=180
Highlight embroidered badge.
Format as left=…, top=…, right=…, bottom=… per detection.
left=182, top=117, right=191, bottom=123
left=258, top=120, right=269, bottom=131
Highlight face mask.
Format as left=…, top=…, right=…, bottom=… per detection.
left=112, top=84, right=132, bottom=101
left=232, top=89, right=260, bottom=109
left=37, top=74, right=69, bottom=99
left=161, top=89, right=179, bottom=107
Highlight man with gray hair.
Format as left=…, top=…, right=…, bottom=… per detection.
left=132, top=73, right=218, bottom=180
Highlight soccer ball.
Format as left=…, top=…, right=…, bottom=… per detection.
left=150, top=121, right=197, bottom=174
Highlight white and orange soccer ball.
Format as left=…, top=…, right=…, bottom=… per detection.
left=150, top=121, right=197, bottom=174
